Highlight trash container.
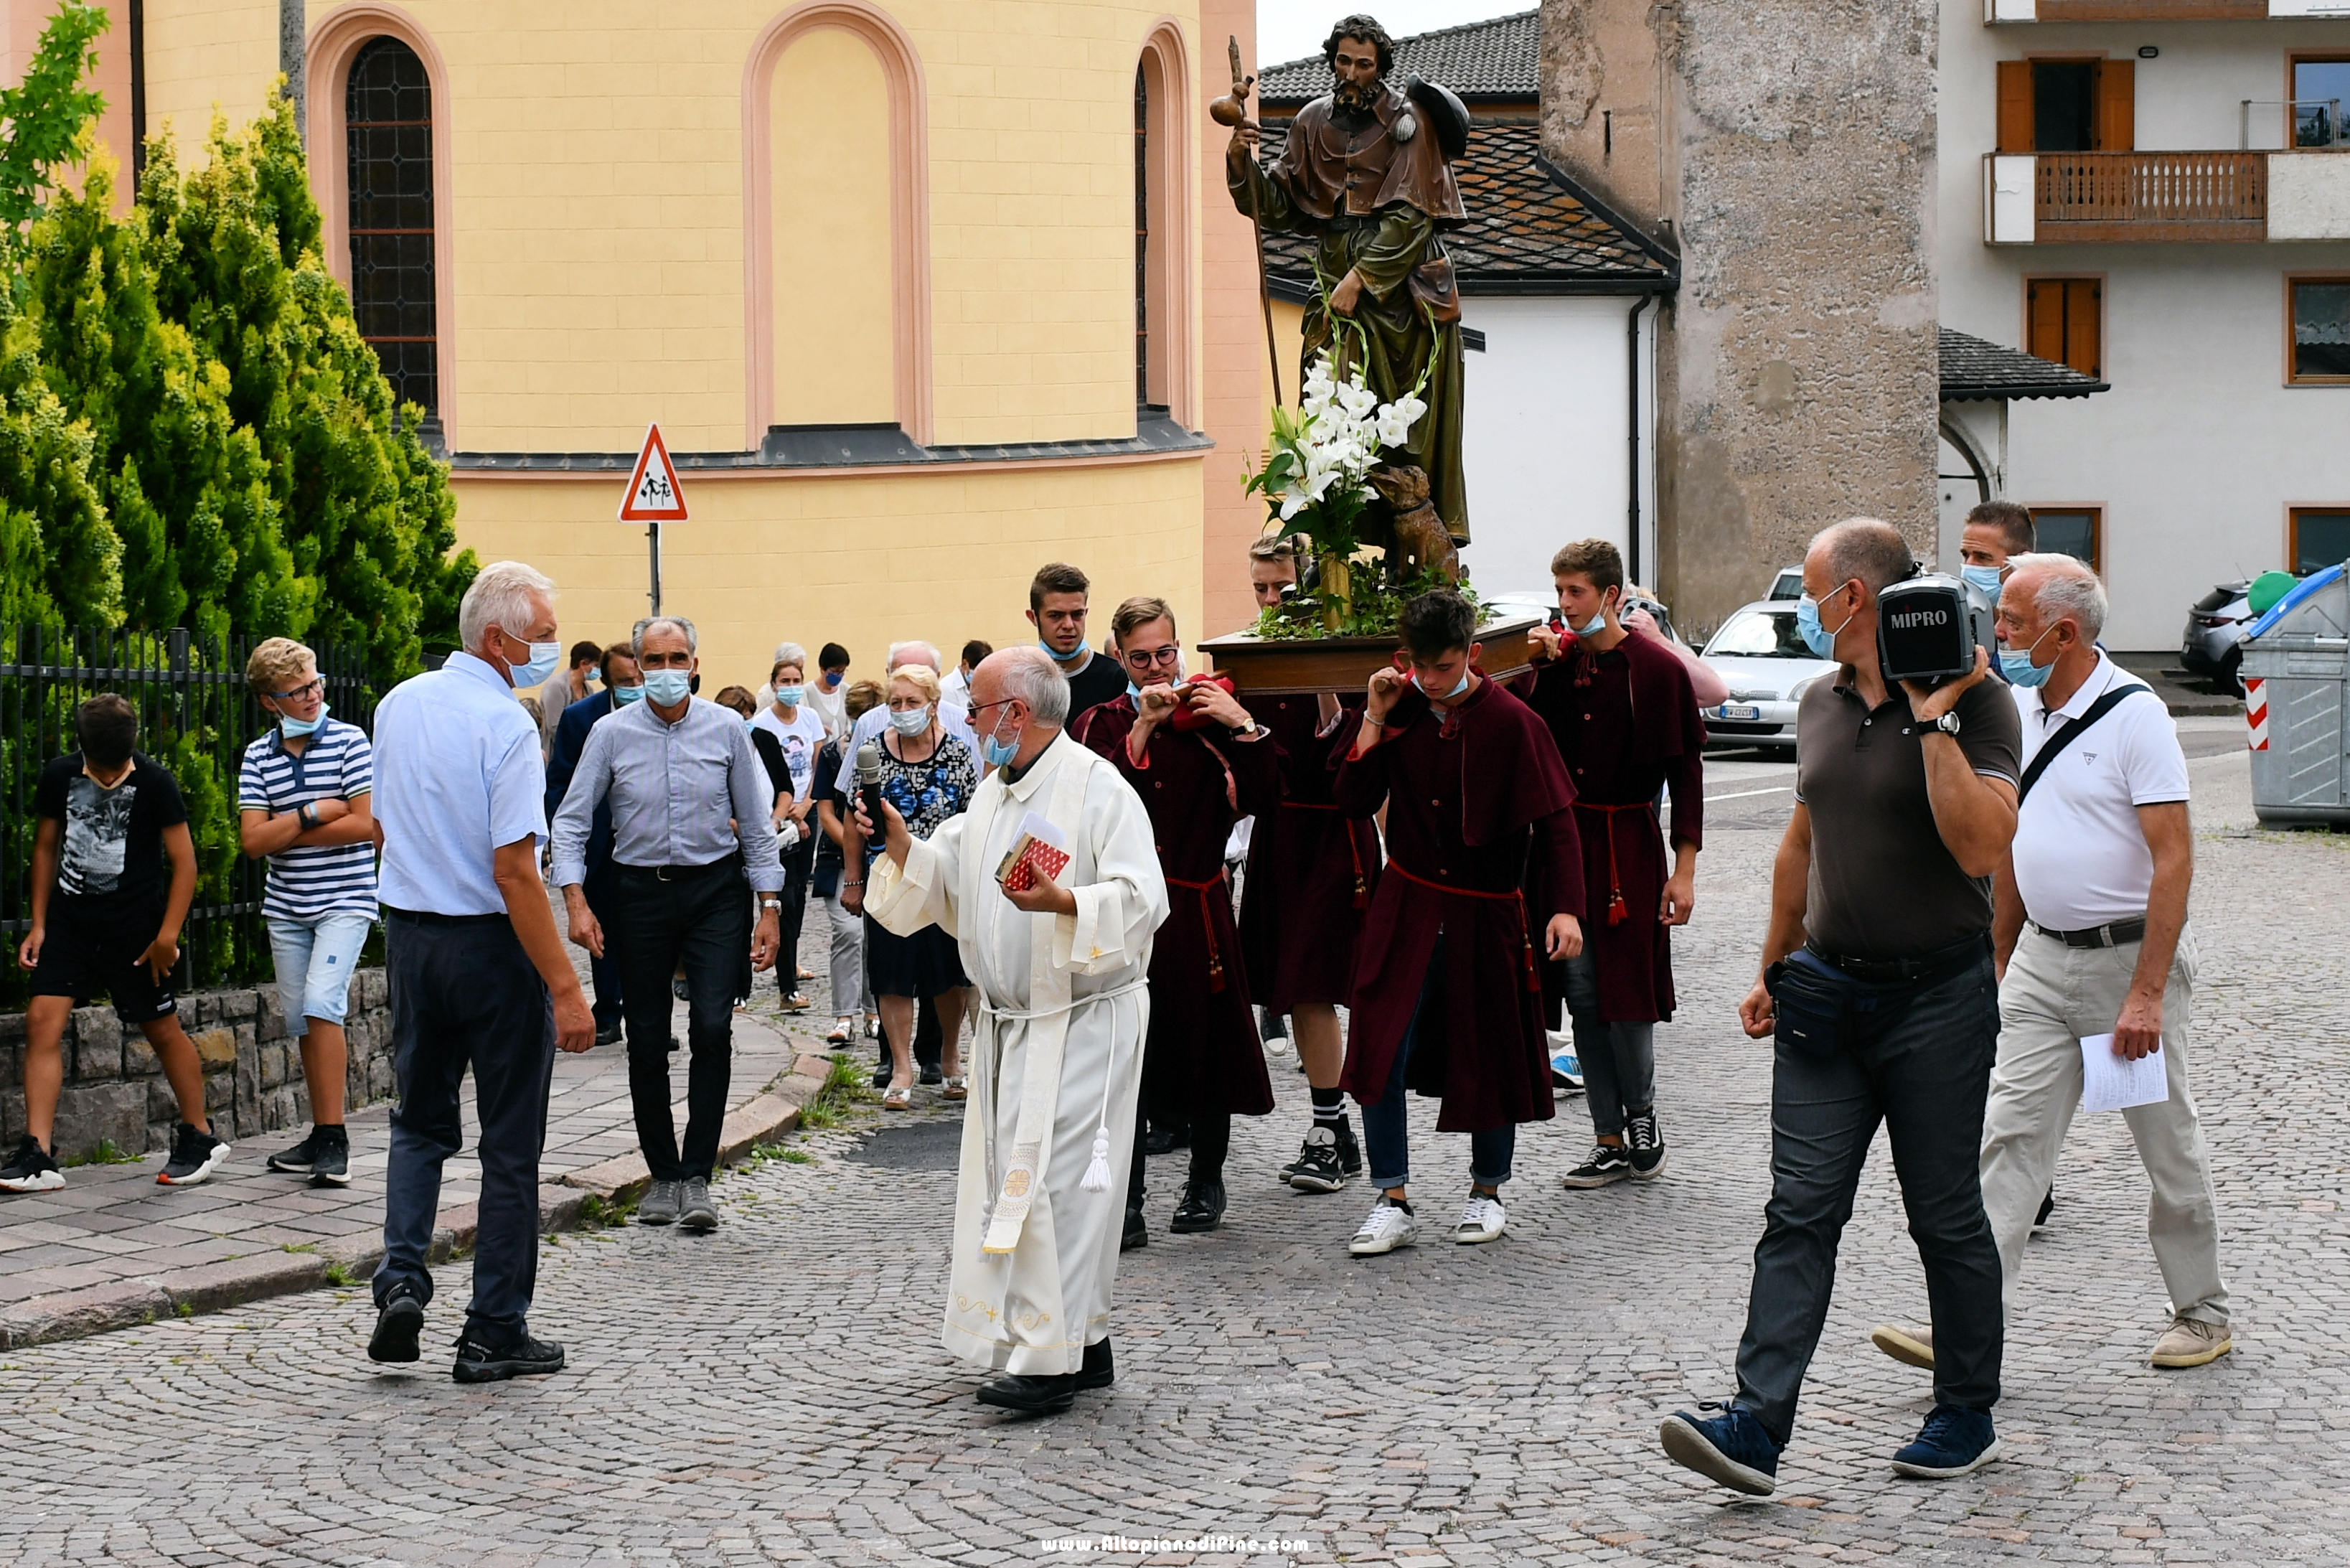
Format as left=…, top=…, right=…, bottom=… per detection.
left=2242, top=563, right=2350, bottom=826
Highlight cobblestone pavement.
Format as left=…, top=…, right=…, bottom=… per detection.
left=0, top=906, right=806, bottom=1309
left=8, top=722, right=2349, bottom=1567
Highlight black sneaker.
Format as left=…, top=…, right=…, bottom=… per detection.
left=1170, top=1179, right=1226, bottom=1234
left=267, top=1127, right=325, bottom=1174
left=369, top=1282, right=426, bottom=1363
left=158, top=1123, right=230, bottom=1186
left=1561, top=1142, right=1632, bottom=1189
left=451, top=1330, right=566, bottom=1384
left=309, top=1128, right=351, bottom=1188
left=1257, top=1007, right=1287, bottom=1042
left=1284, top=1127, right=1348, bottom=1193
left=1625, top=1110, right=1668, bottom=1180
left=2033, top=1184, right=2056, bottom=1234
left=0, top=1135, right=64, bottom=1193
left=1332, top=1114, right=1362, bottom=1176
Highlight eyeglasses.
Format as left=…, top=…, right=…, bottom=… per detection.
left=967, top=698, right=1023, bottom=719
left=267, top=677, right=325, bottom=703
left=1122, top=645, right=1182, bottom=672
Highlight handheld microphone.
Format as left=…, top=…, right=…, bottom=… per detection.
left=855, top=741, right=886, bottom=839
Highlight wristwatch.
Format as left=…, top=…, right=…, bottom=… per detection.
left=1932, top=710, right=1963, bottom=737
left=296, top=802, right=316, bottom=830
left=758, top=897, right=782, bottom=911
left=1232, top=718, right=1261, bottom=739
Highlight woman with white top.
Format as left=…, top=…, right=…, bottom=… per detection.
left=751, top=647, right=827, bottom=1010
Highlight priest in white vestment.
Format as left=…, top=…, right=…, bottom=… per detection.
left=862, top=647, right=1167, bottom=1414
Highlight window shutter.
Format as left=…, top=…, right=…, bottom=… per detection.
left=2068, top=280, right=2103, bottom=380
left=1998, top=60, right=2035, bottom=154
left=2026, top=279, right=2062, bottom=364
left=2094, top=59, right=2134, bottom=152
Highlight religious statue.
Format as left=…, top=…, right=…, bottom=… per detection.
left=1227, top=14, right=1473, bottom=568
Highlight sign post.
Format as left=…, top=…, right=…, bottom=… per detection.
left=619, top=423, right=689, bottom=614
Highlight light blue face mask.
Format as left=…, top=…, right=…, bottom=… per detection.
left=505, top=639, right=563, bottom=687
left=278, top=700, right=329, bottom=738
left=1795, top=589, right=1854, bottom=661
left=982, top=712, right=1022, bottom=767
left=774, top=685, right=806, bottom=707
left=889, top=705, right=931, bottom=737
left=1961, top=563, right=2004, bottom=601
left=611, top=683, right=644, bottom=705
left=641, top=670, right=692, bottom=706
left=1039, top=639, right=1081, bottom=665
left=1415, top=667, right=1471, bottom=702
left=1998, top=624, right=2058, bottom=687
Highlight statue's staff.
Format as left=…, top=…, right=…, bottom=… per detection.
left=1212, top=35, right=1282, bottom=408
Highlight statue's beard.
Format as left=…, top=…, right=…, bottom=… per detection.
left=1332, top=75, right=1381, bottom=115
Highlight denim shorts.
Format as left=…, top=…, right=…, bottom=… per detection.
left=269, top=911, right=377, bottom=1027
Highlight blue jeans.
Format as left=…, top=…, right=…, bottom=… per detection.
left=268, top=910, right=376, bottom=1028
left=1734, top=947, right=2003, bottom=1445
left=375, top=912, right=557, bottom=1345
left=1360, top=935, right=1515, bottom=1191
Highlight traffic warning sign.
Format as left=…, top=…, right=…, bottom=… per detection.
left=619, top=423, right=688, bottom=522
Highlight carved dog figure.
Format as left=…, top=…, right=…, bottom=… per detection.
left=1367, top=464, right=1461, bottom=586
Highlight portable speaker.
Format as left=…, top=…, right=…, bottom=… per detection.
left=1876, top=574, right=1993, bottom=686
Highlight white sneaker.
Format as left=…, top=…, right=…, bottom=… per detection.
left=1348, top=1198, right=1420, bottom=1257
left=1453, top=1191, right=1507, bottom=1244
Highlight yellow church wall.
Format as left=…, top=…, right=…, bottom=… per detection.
left=137, top=0, right=278, bottom=159
left=447, top=453, right=1205, bottom=698
left=769, top=28, right=896, bottom=427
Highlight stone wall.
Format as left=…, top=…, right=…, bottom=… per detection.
left=0, top=972, right=395, bottom=1163
left=1541, top=0, right=1943, bottom=635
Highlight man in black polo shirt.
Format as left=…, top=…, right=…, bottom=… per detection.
left=1660, top=519, right=2020, bottom=1496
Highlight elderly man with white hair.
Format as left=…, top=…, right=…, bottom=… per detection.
left=858, top=646, right=1167, bottom=1416
left=367, top=561, right=596, bottom=1384
left=834, top=639, right=979, bottom=774
left=1872, top=551, right=2230, bottom=1377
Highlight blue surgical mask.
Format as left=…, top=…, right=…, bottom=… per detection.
left=1414, top=668, right=1471, bottom=702
left=1998, top=624, right=2058, bottom=687
left=889, top=705, right=931, bottom=737
left=1795, top=590, right=1853, bottom=661
left=1039, top=639, right=1081, bottom=665
left=775, top=685, right=806, bottom=707
left=611, top=683, right=644, bottom=705
left=642, top=670, right=692, bottom=706
left=1573, top=610, right=1607, bottom=638
left=278, top=700, right=329, bottom=738
left=982, top=712, right=1023, bottom=767
left=1961, top=563, right=2004, bottom=601
left=506, top=639, right=563, bottom=687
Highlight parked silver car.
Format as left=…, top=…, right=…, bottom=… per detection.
left=1697, top=600, right=1838, bottom=748
left=2179, top=580, right=2252, bottom=693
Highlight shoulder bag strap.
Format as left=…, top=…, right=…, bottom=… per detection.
left=2016, top=683, right=2154, bottom=804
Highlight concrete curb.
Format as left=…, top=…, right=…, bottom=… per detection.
left=0, top=1048, right=841, bottom=1351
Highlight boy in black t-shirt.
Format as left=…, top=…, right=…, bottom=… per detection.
left=1, top=696, right=230, bottom=1193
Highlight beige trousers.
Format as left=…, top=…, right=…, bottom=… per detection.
left=1979, top=923, right=2229, bottom=1326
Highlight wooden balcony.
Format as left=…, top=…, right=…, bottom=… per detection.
left=2012, top=151, right=2268, bottom=242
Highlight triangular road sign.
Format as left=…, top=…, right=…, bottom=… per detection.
left=619, top=423, right=688, bottom=522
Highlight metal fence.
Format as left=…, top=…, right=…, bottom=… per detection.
left=1, top=626, right=377, bottom=1005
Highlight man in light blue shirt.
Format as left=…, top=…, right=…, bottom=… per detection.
left=366, top=560, right=595, bottom=1386
left=552, top=614, right=783, bottom=1232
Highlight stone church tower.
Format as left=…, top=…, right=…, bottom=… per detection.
left=1541, top=0, right=1942, bottom=631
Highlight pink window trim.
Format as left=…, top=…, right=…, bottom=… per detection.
left=1138, top=19, right=1196, bottom=428
left=743, top=2, right=934, bottom=449
left=306, top=3, right=459, bottom=449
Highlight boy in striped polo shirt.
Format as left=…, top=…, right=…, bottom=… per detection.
left=238, top=639, right=380, bottom=1187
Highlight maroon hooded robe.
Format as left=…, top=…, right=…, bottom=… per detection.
left=1237, top=693, right=1384, bottom=1012
left=1330, top=676, right=1584, bottom=1133
left=1075, top=696, right=1279, bottom=1119
left=1511, top=629, right=1706, bottom=1024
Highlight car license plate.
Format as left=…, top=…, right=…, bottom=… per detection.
left=1716, top=704, right=1761, bottom=721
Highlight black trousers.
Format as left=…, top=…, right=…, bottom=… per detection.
left=376, top=911, right=556, bottom=1344
left=1127, top=1109, right=1231, bottom=1208
left=614, top=863, right=749, bottom=1181
left=1735, top=949, right=2004, bottom=1443
left=775, top=834, right=815, bottom=994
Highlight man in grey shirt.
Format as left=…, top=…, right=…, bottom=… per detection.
left=553, top=615, right=784, bottom=1231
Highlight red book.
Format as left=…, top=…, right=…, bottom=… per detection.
left=995, top=812, right=1071, bottom=892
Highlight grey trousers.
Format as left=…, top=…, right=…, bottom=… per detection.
left=821, top=886, right=869, bottom=1016
left=1561, top=950, right=1656, bottom=1138
left=1980, top=924, right=2227, bottom=1325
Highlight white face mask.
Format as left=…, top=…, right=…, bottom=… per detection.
left=888, top=705, right=931, bottom=737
